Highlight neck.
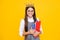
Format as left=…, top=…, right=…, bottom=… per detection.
left=27, top=16, right=33, bottom=19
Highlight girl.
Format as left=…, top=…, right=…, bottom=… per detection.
left=19, top=5, right=43, bottom=40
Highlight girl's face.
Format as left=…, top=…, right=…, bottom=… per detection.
left=27, top=7, right=34, bottom=18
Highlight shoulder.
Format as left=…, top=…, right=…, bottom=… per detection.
left=20, top=19, right=25, bottom=24
left=21, top=19, right=24, bottom=22
left=36, top=17, right=41, bottom=21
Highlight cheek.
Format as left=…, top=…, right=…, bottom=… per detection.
left=31, top=12, right=34, bottom=15
left=27, top=11, right=30, bottom=15
left=27, top=12, right=31, bottom=16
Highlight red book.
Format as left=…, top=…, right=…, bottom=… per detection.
left=35, top=21, right=41, bottom=32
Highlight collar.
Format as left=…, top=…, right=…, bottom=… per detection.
left=27, top=16, right=34, bottom=22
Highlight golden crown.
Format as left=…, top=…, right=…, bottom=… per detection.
left=26, top=4, right=34, bottom=7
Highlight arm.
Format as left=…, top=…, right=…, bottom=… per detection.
left=23, top=28, right=35, bottom=36
left=33, top=31, right=40, bottom=37
left=33, top=25, right=43, bottom=37
left=19, top=19, right=25, bottom=36
left=33, top=18, right=43, bottom=37
left=23, top=31, right=30, bottom=36
left=19, top=19, right=34, bottom=36
left=40, top=25, right=43, bottom=34
left=19, top=19, right=32, bottom=36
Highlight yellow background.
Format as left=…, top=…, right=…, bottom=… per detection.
left=0, top=0, right=60, bottom=40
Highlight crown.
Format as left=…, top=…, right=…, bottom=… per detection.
left=26, top=4, right=34, bottom=7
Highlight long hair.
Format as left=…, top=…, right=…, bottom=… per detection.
left=24, top=5, right=37, bottom=32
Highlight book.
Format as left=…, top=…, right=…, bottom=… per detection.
left=35, top=21, right=41, bottom=32
left=31, top=21, right=41, bottom=32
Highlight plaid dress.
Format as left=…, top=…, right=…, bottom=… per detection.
left=25, top=22, right=40, bottom=40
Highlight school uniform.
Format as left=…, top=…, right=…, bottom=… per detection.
left=19, top=17, right=43, bottom=40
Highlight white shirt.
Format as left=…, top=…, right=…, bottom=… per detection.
left=19, top=17, right=43, bottom=36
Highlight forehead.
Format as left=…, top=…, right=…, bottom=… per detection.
left=27, top=7, right=33, bottom=10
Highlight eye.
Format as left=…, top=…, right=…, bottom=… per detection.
left=31, top=10, right=34, bottom=12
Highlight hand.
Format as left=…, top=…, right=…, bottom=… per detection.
left=29, top=29, right=35, bottom=34
left=33, top=31, right=40, bottom=37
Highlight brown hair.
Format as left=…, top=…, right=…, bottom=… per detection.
left=24, top=5, right=37, bottom=32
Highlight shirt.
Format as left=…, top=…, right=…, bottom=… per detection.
left=19, top=17, right=43, bottom=36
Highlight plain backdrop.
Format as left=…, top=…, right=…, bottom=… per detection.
left=0, top=0, right=60, bottom=40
